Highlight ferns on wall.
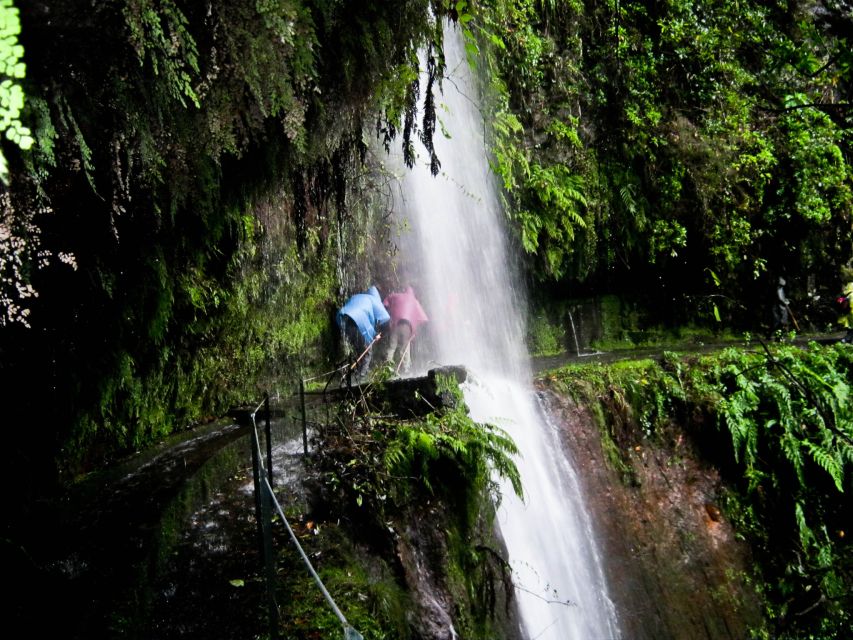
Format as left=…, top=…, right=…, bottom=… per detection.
left=546, top=343, right=853, bottom=639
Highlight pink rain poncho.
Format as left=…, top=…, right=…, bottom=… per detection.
left=383, top=286, right=429, bottom=335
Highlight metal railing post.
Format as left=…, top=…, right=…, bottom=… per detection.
left=250, top=424, right=264, bottom=541
left=299, top=378, right=308, bottom=455
left=264, top=392, right=273, bottom=487
left=251, top=419, right=280, bottom=639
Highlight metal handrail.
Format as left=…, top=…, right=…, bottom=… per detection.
left=249, top=395, right=364, bottom=640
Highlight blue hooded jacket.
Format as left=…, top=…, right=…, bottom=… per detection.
left=336, top=286, right=391, bottom=345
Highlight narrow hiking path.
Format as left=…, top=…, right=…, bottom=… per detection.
left=531, top=331, right=848, bottom=376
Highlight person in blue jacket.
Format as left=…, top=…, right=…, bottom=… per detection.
left=336, top=285, right=391, bottom=380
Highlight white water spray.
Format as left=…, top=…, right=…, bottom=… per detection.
left=385, top=22, right=620, bottom=640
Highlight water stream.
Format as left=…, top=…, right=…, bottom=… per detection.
left=385, top=21, right=620, bottom=640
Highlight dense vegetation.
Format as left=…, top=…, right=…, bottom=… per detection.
left=3, top=0, right=851, bottom=491
left=1, top=1, right=452, bottom=505
left=293, top=372, right=522, bottom=638
left=545, top=342, right=853, bottom=639
left=2, top=11, right=852, bottom=639
left=474, top=0, right=852, bottom=327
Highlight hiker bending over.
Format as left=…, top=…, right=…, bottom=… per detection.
left=383, top=286, right=429, bottom=375
left=336, top=286, right=390, bottom=380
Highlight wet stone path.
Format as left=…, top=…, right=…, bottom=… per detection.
left=145, top=428, right=311, bottom=639
left=10, top=413, right=310, bottom=639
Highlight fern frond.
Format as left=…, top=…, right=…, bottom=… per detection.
left=779, top=430, right=805, bottom=485
left=794, top=501, right=816, bottom=550
left=805, top=441, right=844, bottom=492
left=839, top=441, right=853, bottom=467
left=619, top=183, right=637, bottom=216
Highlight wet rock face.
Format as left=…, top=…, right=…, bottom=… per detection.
left=390, top=501, right=525, bottom=640
left=394, top=512, right=459, bottom=640
left=537, top=388, right=763, bottom=640
left=320, top=365, right=468, bottom=417
left=376, top=365, right=469, bottom=417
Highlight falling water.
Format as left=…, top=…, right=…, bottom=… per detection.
left=568, top=310, right=583, bottom=357
left=384, top=21, right=621, bottom=640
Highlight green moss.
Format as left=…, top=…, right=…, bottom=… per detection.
left=540, top=343, right=853, bottom=639
left=4, top=0, right=459, bottom=497
left=299, top=373, right=521, bottom=637
left=277, top=524, right=410, bottom=639
left=527, top=311, right=565, bottom=356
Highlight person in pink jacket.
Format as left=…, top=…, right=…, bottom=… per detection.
left=382, top=285, right=429, bottom=374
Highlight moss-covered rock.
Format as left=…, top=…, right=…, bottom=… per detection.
left=539, top=343, right=853, bottom=639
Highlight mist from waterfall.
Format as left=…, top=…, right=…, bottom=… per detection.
left=383, top=21, right=620, bottom=640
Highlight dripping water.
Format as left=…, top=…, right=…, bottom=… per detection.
left=568, top=310, right=582, bottom=357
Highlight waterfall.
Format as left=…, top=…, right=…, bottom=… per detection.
left=384, top=21, right=620, bottom=640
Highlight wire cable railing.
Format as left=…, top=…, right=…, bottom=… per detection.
left=248, top=393, right=364, bottom=640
